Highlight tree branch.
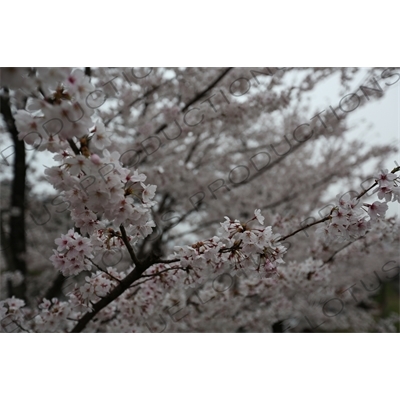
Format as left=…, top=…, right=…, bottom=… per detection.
left=0, top=89, right=27, bottom=301
left=355, top=166, right=400, bottom=200
left=119, top=224, right=140, bottom=267
left=319, top=236, right=365, bottom=269
left=278, top=216, right=331, bottom=242
left=154, top=68, right=234, bottom=135
left=181, top=67, right=233, bottom=112
left=70, top=265, right=145, bottom=332
left=105, top=84, right=163, bottom=127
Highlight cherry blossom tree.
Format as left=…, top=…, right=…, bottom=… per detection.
left=0, top=67, right=399, bottom=333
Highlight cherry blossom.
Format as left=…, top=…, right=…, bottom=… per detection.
left=365, top=201, right=389, bottom=221
left=2, top=67, right=399, bottom=333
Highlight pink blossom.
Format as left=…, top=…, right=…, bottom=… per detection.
left=366, top=201, right=388, bottom=221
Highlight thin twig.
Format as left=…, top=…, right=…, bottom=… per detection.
left=140, top=265, right=182, bottom=279
left=319, top=235, right=365, bottom=269
left=278, top=216, right=330, bottom=242
left=119, top=224, right=141, bottom=267
left=86, top=257, right=122, bottom=284
left=356, top=166, right=400, bottom=200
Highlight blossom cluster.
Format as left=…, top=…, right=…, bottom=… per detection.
left=0, top=297, right=26, bottom=329
left=14, top=69, right=97, bottom=153
left=173, top=210, right=287, bottom=286
left=34, top=298, right=72, bottom=332
left=317, top=169, right=399, bottom=243
left=69, top=267, right=126, bottom=308
left=50, top=229, right=94, bottom=276
left=373, top=169, right=400, bottom=203
left=45, top=147, right=157, bottom=273
left=45, top=149, right=157, bottom=237
left=12, top=68, right=159, bottom=276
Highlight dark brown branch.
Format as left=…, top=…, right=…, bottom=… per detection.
left=234, top=139, right=306, bottom=188
left=185, top=134, right=202, bottom=164
left=140, top=265, right=181, bottom=277
left=67, top=139, right=80, bottom=155
left=0, top=90, right=27, bottom=301
left=86, top=257, right=122, bottom=284
left=155, top=258, right=180, bottom=264
left=129, top=265, right=183, bottom=289
left=278, top=216, right=331, bottom=242
left=71, top=223, right=172, bottom=332
left=0, top=210, right=15, bottom=296
left=181, top=67, right=233, bottom=112
left=119, top=224, right=140, bottom=267
left=105, top=84, right=162, bottom=127
left=70, top=265, right=145, bottom=332
left=43, top=273, right=66, bottom=301
left=154, top=68, right=234, bottom=135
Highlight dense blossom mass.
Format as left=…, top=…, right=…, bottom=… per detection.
left=0, top=67, right=399, bottom=332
